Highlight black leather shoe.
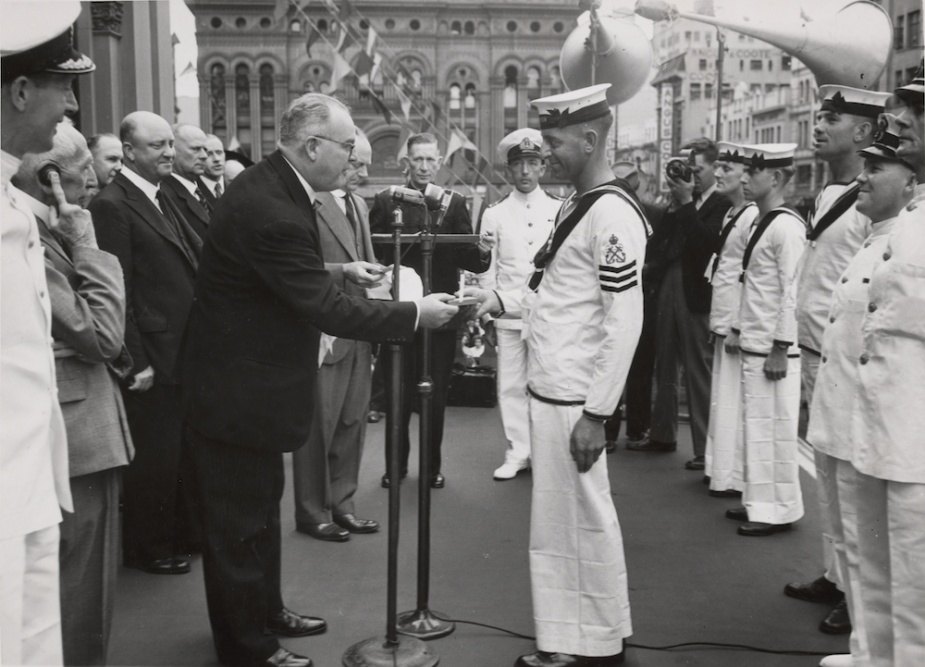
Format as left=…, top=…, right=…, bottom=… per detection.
left=725, top=506, right=748, bottom=522
left=380, top=472, right=407, bottom=489
left=366, top=410, right=382, bottom=424
left=709, top=489, right=742, bottom=498
left=819, top=599, right=852, bottom=635
left=125, top=556, right=191, bottom=575
left=784, top=575, right=844, bottom=604
left=296, top=522, right=350, bottom=542
left=430, top=473, right=445, bottom=489
left=333, top=513, right=379, bottom=534
left=605, top=440, right=617, bottom=454
left=684, top=456, right=705, bottom=470
left=514, top=650, right=625, bottom=666
left=738, top=521, right=792, bottom=536
left=624, top=438, right=676, bottom=452
left=266, top=608, right=327, bottom=637
left=265, top=647, right=312, bottom=667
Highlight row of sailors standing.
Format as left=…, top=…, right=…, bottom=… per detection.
left=705, top=75, right=925, bottom=667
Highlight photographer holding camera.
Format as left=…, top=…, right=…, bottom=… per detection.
left=626, top=139, right=730, bottom=472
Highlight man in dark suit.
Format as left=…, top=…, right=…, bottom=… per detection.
left=627, top=138, right=731, bottom=470
left=369, top=132, right=491, bottom=489
left=14, top=121, right=134, bottom=666
left=197, top=133, right=226, bottom=208
left=89, top=111, right=202, bottom=576
left=160, top=123, right=211, bottom=239
left=181, top=93, right=458, bottom=667
left=292, top=131, right=385, bottom=542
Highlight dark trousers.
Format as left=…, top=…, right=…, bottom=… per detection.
left=187, top=427, right=284, bottom=666
left=650, top=262, right=714, bottom=457
left=605, top=290, right=659, bottom=441
left=381, top=329, right=456, bottom=476
left=59, top=468, right=121, bottom=667
left=122, top=383, right=185, bottom=562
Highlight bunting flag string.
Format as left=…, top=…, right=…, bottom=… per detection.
left=287, top=1, right=508, bottom=196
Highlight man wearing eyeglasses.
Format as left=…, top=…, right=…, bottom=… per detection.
left=180, top=95, right=459, bottom=667
left=478, top=128, right=561, bottom=481
left=369, top=132, right=493, bottom=489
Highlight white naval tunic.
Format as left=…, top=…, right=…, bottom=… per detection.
left=479, top=188, right=559, bottom=466
left=497, top=188, right=646, bottom=657
left=1, top=149, right=70, bottom=666
left=705, top=204, right=757, bottom=491
left=734, top=208, right=806, bottom=525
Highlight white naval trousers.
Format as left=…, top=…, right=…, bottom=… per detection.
left=496, top=327, right=531, bottom=467
left=846, top=469, right=925, bottom=667
left=802, top=350, right=842, bottom=589
left=0, top=524, right=63, bottom=666
left=528, top=398, right=631, bottom=657
left=741, top=355, right=804, bottom=525
left=705, top=337, right=744, bottom=492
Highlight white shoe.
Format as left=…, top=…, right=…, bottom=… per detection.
left=819, top=655, right=853, bottom=667
left=493, top=461, right=528, bottom=480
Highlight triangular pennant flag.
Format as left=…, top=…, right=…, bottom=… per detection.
left=369, top=91, right=393, bottom=125
left=180, top=61, right=195, bottom=77
left=354, top=51, right=375, bottom=79
left=394, top=83, right=412, bottom=123
left=396, top=125, right=412, bottom=163
left=305, top=24, right=321, bottom=57
left=329, top=51, right=352, bottom=91
left=445, top=128, right=463, bottom=161
left=334, top=23, right=357, bottom=53
left=228, top=135, right=242, bottom=151
left=338, top=0, right=354, bottom=22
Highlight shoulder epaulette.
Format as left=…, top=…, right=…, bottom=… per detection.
left=543, top=189, right=566, bottom=201
left=486, top=193, right=511, bottom=209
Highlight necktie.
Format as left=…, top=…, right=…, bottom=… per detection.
left=342, top=193, right=362, bottom=255
left=195, top=185, right=213, bottom=215
left=215, top=181, right=223, bottom=198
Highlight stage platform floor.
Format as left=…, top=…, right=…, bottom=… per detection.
left=109, top=404, right=848, bottom=667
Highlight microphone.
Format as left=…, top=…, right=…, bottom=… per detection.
left=389, top=185, right=425, bottom=205
left=424, top=183, right=453, bottom=212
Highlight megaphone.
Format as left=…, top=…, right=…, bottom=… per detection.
left=559, top=8, right=653, bottom=106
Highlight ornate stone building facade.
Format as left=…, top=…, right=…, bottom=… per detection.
left=187, top=0, right=581, bottom=201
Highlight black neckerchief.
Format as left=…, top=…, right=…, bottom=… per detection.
left=712, top=203, right=756, bottom=276
left=739, top=207, right=798, bottom=283
left=807, top=182, right=860, bottom=242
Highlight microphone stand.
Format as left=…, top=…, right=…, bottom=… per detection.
left=395, top=194, right=455, bottom=641
left=344, top=208, right=437, bottom=667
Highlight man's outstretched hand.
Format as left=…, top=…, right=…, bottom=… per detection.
left=416, top=293, right=459, bottom=329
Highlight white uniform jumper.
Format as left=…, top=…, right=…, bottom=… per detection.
left=732, top=207, right=805, bottom=526
left=795, top=181, right=871, bottom=593
left=478, top=188, right=559, bottom=468
left=705, top=203, right=757, bottom=492
left=498, top=185, right=647, bottom=657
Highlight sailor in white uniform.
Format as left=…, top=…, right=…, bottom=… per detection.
left=479, top=128, right=561, bottom=481
left=724, top=144, right=806, bottom=537
left=808, top=106, right=922, bottom=667
left=467, top=83, right=649, bottom=667
left=785, top=84, right=889, bottom=642
left=704, top=142, right=757, bottom=496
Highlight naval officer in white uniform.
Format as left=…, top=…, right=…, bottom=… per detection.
left=479, top=128, right=561, bottom=481
left=468, top=83, right=649, bottom=667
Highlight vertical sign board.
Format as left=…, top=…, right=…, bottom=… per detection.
left=659, top=83, right=674, bottom=193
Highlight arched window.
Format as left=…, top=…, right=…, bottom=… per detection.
left=449, top=83, right=462, bottom=110
left=289, top=19, right=301, bottom=33
left=464, top=83, right=477, bottom=109
left=209, top=63, right=226, bottom=135
left=526, top=66, right=541, bottom=94
left=259, top=64, right=276, bottom=157
left=450, top=20, right=462, bottom=35
left=235, top=64, right=250, bottom=117
left=503, top=65, right=518, bottom=109
left=464, top=21, right=475, bottom=35
left=259, top=64, right=274, bottom=113
left=548, top=66, right=562, bottom=93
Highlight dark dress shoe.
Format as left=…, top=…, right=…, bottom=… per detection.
left=784, top=575, right=844, bottom=604
left=266, top=608, right=327, bottom=637
left=684, top=456, right=705, bottom=470
left=430, top=473, right=445, bottom=489
left=709, top=488, right=742, bottom=498
left=333, top=513, right=379, bottom=534
left=380, top=472, right=407, bottom=488
left=514, top=650, right=625, bottom=666
left=265, top=647, right=312, bottom=667
left=725, top=506, right=749, bottom=522
left=819, top=599, right=852, bottom=635
left=605, top=440, right=617, bottom=454
left=738, top=521, right=792, bottom=536
left=366, top=410, right=382, bottom=423
left=296, top=522, right=350, bottom=542
left=126, top=556, right=191, bottom=575
left=624, top=438, right=676, bottom=452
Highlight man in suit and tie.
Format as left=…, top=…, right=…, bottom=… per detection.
left=89, top=111, right=202, bottom=576
left=626, top=138, right=731, bottom=470
left=161, top=123, right=211, bottom=239
left=292, top=130, right=386, bottom=542
left=181, top=93, right=459, bottom=667
left=197, top=133, right=225, bottom=208
left=88, top=133, right=122, bottom=190
left=14, top=121, right=134, bottom=666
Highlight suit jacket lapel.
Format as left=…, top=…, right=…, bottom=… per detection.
left=36, top=217, right=73, bottom=269
left=267, top=151, right=316, bottom=226
left=166, top=176, right=210, bottom=227
left=316, top=193, right=359, bottom=261
left=351, top=194, right=374, bottom=262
